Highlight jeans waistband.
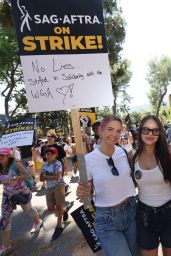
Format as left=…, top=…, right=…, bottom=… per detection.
left=96, top=196, right=135, bottom=210
left=138, top=200, right=171, bottom=212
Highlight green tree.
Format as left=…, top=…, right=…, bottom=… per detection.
left=103, top=0, right=132, bottom=115
left=0, top=0, right=131, bottom=120
left=96, top=106, right=113, bottom=120
left=35, top=111, right=71, bottom=135
left=0, top=27, right=27, bottom=119
left=146, top=55, right=171, bottom=117
left=0, top=0, right=13, bottom=28
left=111, top=60, right=132, bottom=115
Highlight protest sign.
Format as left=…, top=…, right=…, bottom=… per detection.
left=0, top=118, right=35, bottom=148
left=79, top=108, right=96, bottom=127
left=71, top=204, right=101, bottom=253
left=11, top=0, right=113, bottom=112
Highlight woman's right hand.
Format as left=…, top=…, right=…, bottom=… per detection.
left=76, top=180, right=91, bottom=200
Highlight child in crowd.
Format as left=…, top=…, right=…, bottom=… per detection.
left=40, top=147, right=65, bottom=241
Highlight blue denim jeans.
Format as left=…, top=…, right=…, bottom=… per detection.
left=67, top=157, right=76, bottom=174
left=95, top=197, right=138, bottom=256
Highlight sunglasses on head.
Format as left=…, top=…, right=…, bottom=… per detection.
left=47, top=135, right=54, bottom=138
left=106, top=157, right=119, bottom=176
left=141, top=127, right=160, bottom=136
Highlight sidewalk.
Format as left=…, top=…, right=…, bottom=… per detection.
left=0, top=177, right=163, bottom=256
left=0, top=176, right=103, bottom=256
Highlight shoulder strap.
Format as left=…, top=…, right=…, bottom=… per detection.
left=117, top=144, right=133, bottom=171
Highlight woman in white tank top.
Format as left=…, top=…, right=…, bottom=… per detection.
left=133, top=115, right=171, bottom=256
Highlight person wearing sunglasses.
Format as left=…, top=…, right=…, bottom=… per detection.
left=133, top=115, right=171, bottom=256
left=77, top=115, right=137, bottom=256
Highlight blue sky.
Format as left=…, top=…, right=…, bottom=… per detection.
left=120, top=0, right=171, bottom=108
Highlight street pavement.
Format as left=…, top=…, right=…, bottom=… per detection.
left=0, top=175, right=103, bottom=256
left=0, top=175, right=163, bottom=256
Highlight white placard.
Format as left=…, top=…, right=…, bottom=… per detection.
left=0, top=130, right=34, bottom=148
left=21, top=53, right=113, bottom=112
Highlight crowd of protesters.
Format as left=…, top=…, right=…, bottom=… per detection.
left=0, top=115, right=171, bottom=255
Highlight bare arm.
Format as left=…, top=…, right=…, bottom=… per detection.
left=41, top=171, right=62, bottom=181
left=63, top=156, right=69, bottom=173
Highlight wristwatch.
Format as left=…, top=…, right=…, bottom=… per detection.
left=13, top=176, right=17, bottom=180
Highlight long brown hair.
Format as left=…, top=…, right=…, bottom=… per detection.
left=133, top=115, right=171, bottom=182
left=0, top=156, right=14, bottom=175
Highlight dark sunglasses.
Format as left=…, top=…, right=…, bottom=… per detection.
left=47, top=135, right=54, bottom=138
left=106, top=157, right=119, bottom=176
left=141, top=127, right=160, bottom=136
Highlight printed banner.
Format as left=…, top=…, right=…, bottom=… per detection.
left=0, top=118, right=35, bottom=148
left=79, top=108, right=96, bottom=127
left=11, top=0, right=113, bottom=112
left=71, top=204, right=101, bottom=253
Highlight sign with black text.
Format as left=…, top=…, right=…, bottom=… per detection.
left=11, top=0, right=113, bottom=112
left=0, top=118, right=35, bottom=148
left=79, top=108, right=96, bottom=127
left=71, top=204, right=101, bottom=253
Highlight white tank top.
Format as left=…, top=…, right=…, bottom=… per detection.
left=85, top=146, right=136, bottom=207
left=134, top=160, right=171, bottom=207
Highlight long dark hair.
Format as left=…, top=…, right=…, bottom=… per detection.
left=0, top=157, right=14, bottom=175
left=133, top=115, right=171, bottom=182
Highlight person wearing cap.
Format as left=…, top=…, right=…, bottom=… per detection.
left=40, top=130, right=69, bottom=175
left=0, top=148, right=43, bottom=255
left=40, top=146, right=66, bottom=241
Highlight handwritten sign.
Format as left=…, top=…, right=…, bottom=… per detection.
left=11, top=0, right=113, bottom=112
left=20, top=54, right=112, bottom=112
left=0, top=118, right=35, bottom=148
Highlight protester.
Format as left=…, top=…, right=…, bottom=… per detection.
left=41, top=130, right=69, bottom=175
left=133, top=115, right=171, bottom=256
left=77, top=115, right=137, bottom=256
left=92, top=121, right=101, bottom=149
left=0, top=148, right=43, bottom=255
left=71, top=136, right=79, bottom=176
left=64, top=136, right=77, bottom=177
left=40, top=147, right=65, bottom=241
left=119, top=123, right=133, bottom=154
left=32, top=138, right=45, bottom=187
left=41, top=130, right=69, bottom=191
left=166, top=124, right=171, bottom=142
left=12, top=147, right=21, bottom=161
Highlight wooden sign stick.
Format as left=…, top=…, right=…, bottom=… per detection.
left=70, top=109, right=93, bottom=210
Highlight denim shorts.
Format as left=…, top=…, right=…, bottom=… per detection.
left=137, top=200, right=171, bottom=250
left=95, top=197, right=138, bottom=256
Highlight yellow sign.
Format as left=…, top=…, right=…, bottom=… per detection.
left=79, top=108, right=96, bottom=127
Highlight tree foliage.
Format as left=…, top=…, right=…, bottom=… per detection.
left=103, top=0, right=131, bottom=114
left=146, top=55, right=171, bottom=117
left=0, top=27, right=27, bottom=119
left=0, top=0, right=131, bottom=125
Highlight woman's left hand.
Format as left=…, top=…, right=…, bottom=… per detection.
left=2, top=178, right=15, bottom=185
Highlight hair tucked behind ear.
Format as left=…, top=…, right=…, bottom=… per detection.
left=100, top=115, right=122, bottom=130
